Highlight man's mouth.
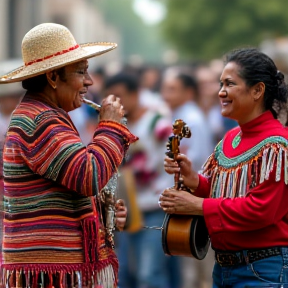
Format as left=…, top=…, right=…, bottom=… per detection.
left=79, top=90, right=87, bottom=101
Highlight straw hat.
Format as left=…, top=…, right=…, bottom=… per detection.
left=0, top=59, right=24, bottom=96
left=0, top=23, right=117, bottom=84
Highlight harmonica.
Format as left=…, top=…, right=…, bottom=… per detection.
left=83, top=97, right=127, bottom=125
left=82, top=97, right=101, bottom=111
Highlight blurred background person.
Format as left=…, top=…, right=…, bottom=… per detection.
left=138, top=65, right=170, bottom=116
left=161, top=69, right=214, bottom=288
left=161, top=70, right=213, bottom=170
left=194, top=64, right=225, bottom=146
left=105, top=72, right=181, bottom=288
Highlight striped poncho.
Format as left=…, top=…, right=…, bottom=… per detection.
left=1, top=93, right=137, bottom=288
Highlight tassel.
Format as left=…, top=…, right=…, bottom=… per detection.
left=27, top=271, right=31, bottom=288
left=75, top=271, right=82, bottom=288
left=9, top=270, right=15, bottom=288
left=6, top=270, right=10, bottom=288
left=70, top=272, right=74, bottom=288
left=285, top=150, right=288, bottom=185
left=232, top=168, right=239, bottom=198
left=260, top=148, right=268, bottom=184
left=1, top=269, right=6, bottom=288
left=265, top=148, right=272, bottom=180
left=40, top=272, right=44, bottom=288
left=215, top=173, right=222, bottom=198
left=227, top=172, right=233, bottom=198
left=220, top=172, right=227, bottom=198
left=81, top=215, right=99, bottom=265
left=96, top=265, right=115, bottom=288
left=47, top=272, right=53, bottom=288
left=210, top=169, right=218, bottom=198
left=276, top=148, right=282, bottom=182
left=16, top=269, right=23, bottom=288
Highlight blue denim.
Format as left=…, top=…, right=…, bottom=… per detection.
left=115, top=210, right=181, bottom=288
left=212, top=247, right=288, bottom=288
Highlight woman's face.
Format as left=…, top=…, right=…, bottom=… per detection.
left=219, top=62, right=263, bottom=125
left=55, top=60, right=93, bottom=112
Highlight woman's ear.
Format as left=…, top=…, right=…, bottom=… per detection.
left=253, top=82, right=265, bottom=101
left=46, top=71, right=57, bottom=89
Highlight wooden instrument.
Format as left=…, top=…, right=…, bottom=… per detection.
left=161, top=119, right=210, bottom=259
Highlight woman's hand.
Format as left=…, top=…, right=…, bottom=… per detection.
left=164, top=154, right=199, bottom=190
left=115, top=199, right=127, bottom=231
left=99, top=94, right=125, bottom=123
left=159, top=188, right=203, bottom=216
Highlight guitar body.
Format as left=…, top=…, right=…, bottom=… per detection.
left=162, top=120, right=210, bottom=260
left=162, top=213, right=210, bottom=260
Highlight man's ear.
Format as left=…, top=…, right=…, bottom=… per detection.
left=253, top=82, right=265, bottom=101
left=46, top=71, right=58, bottom=89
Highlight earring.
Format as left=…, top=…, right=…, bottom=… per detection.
left=51, top=84, right=57, bottom=89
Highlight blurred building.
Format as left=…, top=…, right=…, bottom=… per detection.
left=0, top=0, right=121, bottom=70
left=260, top=37, right=288, bottom=76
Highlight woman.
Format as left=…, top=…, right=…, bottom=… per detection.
left=159, top=48, right=288, bottom=287
left=0, top=23, right=138, bottom=288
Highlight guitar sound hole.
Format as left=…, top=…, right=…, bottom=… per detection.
left=195, top=217, right=209, bottom=249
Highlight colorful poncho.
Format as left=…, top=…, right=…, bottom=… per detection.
left=0, top=93, right=138, bottom=288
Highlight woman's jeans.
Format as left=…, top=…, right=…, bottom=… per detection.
left=212, top=247, right=288, bottom=288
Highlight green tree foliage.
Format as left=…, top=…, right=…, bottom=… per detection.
left=94, top=0, right=166, bottom=63
left=162, top=0, right=288, bottom=60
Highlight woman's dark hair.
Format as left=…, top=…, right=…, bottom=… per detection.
left=22, top=67, right=67, bottom=92
left=225, top=47, right=288, bottom=122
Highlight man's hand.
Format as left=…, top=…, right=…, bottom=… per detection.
left=99, top=94, right=125, bottom=123
left=115, top=199, right=127, bottom=231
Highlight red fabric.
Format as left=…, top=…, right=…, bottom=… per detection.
left=198, top=111, right=288, bottom=250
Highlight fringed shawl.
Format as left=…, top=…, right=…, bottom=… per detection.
left=202, top=136, right=288, bottom=199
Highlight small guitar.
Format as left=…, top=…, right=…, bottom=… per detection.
left=161, top=119, right=210, bottom=259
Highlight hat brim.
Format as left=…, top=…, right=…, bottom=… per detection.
left=0, top=42, right=117, bottom=83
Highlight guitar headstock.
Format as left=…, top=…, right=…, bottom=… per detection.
left=172, top=119, right=191, bottom=139
left=166, top=119, right=191, bottom=158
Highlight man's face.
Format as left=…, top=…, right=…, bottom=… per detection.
left=161, top=77, right=187, bottom=110
left=55, top=60, right=93, bottom=112
left=105, top=83, right=137, bottom=118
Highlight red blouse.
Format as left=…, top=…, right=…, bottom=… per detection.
left=196, top=111, right=288, bottom=250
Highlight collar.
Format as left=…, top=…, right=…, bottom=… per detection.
left=223, top=111, right=288, bottom=157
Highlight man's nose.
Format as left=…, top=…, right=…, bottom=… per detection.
left=84, top=72, right=93, bottom=86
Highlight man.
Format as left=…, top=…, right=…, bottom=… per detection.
left=0, top=23, right=137, bottom=288
left=161, top=71, right=213, bottom=172
left=105, top=73, right=180, bottom=288
left=161, top=71, right=214, bottom=288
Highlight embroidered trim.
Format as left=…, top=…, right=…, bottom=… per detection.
left=202, top=136, right=288, bottom=199
left=232, top=131, right=242, bottom=148
left=214, top=136, right=287, bottom=169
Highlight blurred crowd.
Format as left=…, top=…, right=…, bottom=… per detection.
left=0, top=59, right=238, bottom=288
